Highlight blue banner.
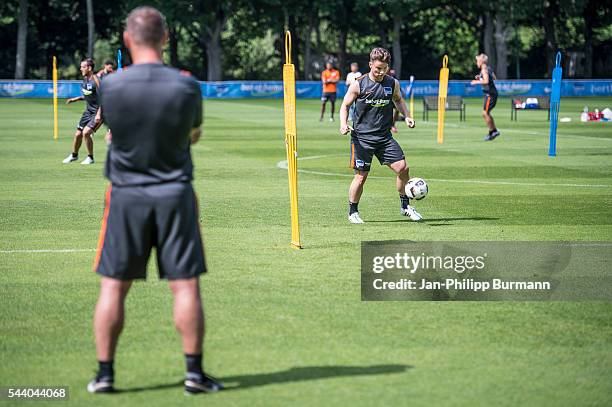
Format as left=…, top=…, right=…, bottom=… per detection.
left=1, top=79, right=611, bottom=99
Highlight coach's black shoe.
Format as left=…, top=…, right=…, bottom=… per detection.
left=184, top=372, right=224, bottom=395
left=484, top=130, right=500, bottom=141
left=87, top=375, right=114, bottom=393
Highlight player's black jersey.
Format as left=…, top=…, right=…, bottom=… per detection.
left=81, top=76, right=100, bottom=113
left=100, top=63, right=202, bottom=186
left=353, top=74, right=396, bottom=141
left=479, top=66, right=498, bottom=95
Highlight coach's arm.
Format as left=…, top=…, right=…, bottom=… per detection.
left=339, top=80, right=360, bottom=135
left=190, top=127, right=201, bottom=144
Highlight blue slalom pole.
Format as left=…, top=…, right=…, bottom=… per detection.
left=549, top=52, right=562, bottom=157
left=117, top=49, right=123, bottom=72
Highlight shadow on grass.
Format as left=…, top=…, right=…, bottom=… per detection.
left=367, top=216, right=498, bottom=224
left=222, top=364, right=412, bottom=391
left=115, top=380, right=184, bottom=393
left=114, top=364, right=411, bottom=393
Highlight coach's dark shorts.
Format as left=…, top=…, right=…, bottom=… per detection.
left=322, top=92, right=337, bottom=103
left=94, top=182, right=206, bottom=280
left=349, top=135, right=405, bottom=172
left=483, top=94, right=498, bottom=113
left=77, top=111, right=102, bottom=132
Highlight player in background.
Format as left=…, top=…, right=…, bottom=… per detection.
left=62, top=58, right=102, bottom=165
left=345, top=62, right=362, bottom=123
left=88, top=6, right=222, bottom=395
left=471, top=53, right=500, bottom=141
left=96, top=60, right=115, bottom=144
left=97, top=60, right=115, bottom=78
left=320, top=62, right=340, bottom=122
left=339, top=47, right=421, bottom=224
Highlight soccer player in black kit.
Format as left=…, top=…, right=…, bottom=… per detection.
left=62, top=58, right=102, bottom=165
left=339, top=47, right=421, bottom=224
left=471, top=53, right=500, bottom=141
left=87, top=7, right=222, bottom=395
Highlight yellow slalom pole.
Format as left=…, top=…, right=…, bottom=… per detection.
left=283, top=31, right=301, bottom=249
left=437, top=55, right=449, bottom=144
left=53, top=56, right=58, bottom=140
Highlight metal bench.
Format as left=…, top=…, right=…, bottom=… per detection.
left=422, top=96, right=466, bottom=122
left=511, top=96, right=551, bottom=121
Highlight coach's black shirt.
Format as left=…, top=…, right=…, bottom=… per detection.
left=100, top=64, right=202, bottom=186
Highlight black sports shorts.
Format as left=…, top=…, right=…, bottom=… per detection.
left=322, top=92, right=337, bottom=103
left=349, top=135, right=405, bottom=172
left=77, top=110, right=102, bottom=132
left=94, top=182, right=207, bottom=280
left=483, top=94, right=498, bottom=113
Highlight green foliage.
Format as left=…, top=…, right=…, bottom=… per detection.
left=1, top=0, right=611, bottom=79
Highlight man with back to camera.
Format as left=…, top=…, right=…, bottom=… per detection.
left=62, top=58, right=102, bottom=165
left=320, top=61, right=340, bottom=122
left=471, top=53, right=500, bottom=141
left=87, top=6, right=222, bottom=395
left=339, top=47, right=422, bottom=224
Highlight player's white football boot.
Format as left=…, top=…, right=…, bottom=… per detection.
left=62, top=154, right=78, bottom=164
left=348, top=212, right=364, bottom=224
left=80, top=156, right=95, bottom=165
left=401, top=206, right=422, bottom=221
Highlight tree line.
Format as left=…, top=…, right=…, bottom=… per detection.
left=1, top=0, right=610, bottom=81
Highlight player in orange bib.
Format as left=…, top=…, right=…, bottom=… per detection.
left=320, top=62, right=340, bottom=122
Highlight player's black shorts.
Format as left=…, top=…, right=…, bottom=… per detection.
left=483, top=94, right=498, bottom=113
left=77, top=110, right=102, bottom=132
left=94, top=182, right=207, bottom=280
left=322, top=92, right=337, bottom=103
left=349, top=135, right=405, bottom=172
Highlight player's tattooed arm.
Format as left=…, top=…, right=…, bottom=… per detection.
left=66, top=96, right=84, bottom=104
left=340, top=80, right=359, bottom=135
left=392, top=79, right=415, bottom=128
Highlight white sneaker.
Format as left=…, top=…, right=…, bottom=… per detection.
left=348, top=212, right=364, bottom=224
left=401, top=206, right=422, bottom=221
left=329, top=117, right=334, bottom=122
left=62, top=154, right=78, bottom=164
left=80, top=156, right=95, bottom=165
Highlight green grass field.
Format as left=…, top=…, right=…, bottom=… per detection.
left=1, top=96, right=611, bottom=406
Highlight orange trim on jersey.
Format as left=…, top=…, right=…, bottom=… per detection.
left=485, top=96, right=491, bottom=113
left=93, top=185, right=112, bottom=271
left=349, top=142, right=355, bottom=168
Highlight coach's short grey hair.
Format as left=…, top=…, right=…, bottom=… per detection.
left=477, top=53, right=488, bottom=63
left=126, top=6, right=167, bottom=47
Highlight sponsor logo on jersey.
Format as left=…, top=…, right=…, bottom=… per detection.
left=364, top=98, right=390, bottom=108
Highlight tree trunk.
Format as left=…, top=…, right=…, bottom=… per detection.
left=15, top=0, right=28, bottom=79
left=483, top=12, right=495, bottom=67
left=205, top=36, right=222, bottom=81
left=288, top=14, right=300, bottom=77
left=203, top=10, right=226, bottom=81
left=392, top=15, right=402, bottom=78
left=494, top=13, right=508, bottom=79
left=338, top=28, right=347, bottom=75
left=542, top=0, right=557, bottom=77
left=86, top=0, right=95, bottom=58
left=583, top=0, right=596, bottom=78
left=169, top=26, right=179, bottom=67
left=304, top=11, right=314, bottom=80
